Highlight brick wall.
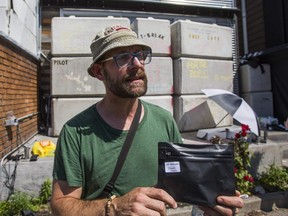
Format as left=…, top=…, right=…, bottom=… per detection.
left=0, top=37, right=39, bottom=159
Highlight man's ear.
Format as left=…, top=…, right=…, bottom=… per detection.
left=91, top=64, right=105, bottom=80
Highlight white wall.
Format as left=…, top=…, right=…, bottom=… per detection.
left=0, top=0, right=39, bottom=56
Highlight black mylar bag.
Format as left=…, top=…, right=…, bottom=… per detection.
left=157, top=142, right=235, bottom=206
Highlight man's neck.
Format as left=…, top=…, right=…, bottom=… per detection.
left=96, top=96, right=141, bottom=130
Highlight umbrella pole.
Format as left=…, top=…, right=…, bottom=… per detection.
left=215, top=113, right=229, bottom=127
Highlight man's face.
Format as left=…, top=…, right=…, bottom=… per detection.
left=101, top=46, right=148, bottom=98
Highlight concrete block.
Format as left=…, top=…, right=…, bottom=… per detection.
left=131, top=17, right=171, bottom=56
left=173, top=95, right=233, bottom=132
left=51, top=57, right=105, bottom=96
left=242, top=91, right=274, bottom=117
left=9, top=12, right=25, bottom=44
left=24, top=7, right=37, bottom=36
left=51, top=17, right=130, bottom=56
left=248, top=141, right=282, bottom=176
left=141, top=95, right=173, bottom=114
left=21, top=25, right=37, bottom=55
left=145, top=57, right=173, bottom=95
left=171, top=20, right=233, bottom=59
left=240, top=64, right=271, bottom=93
left=173, top=58, right=233, bottom=94
left=51, top=97, right=102, bottom=136
left=0, top=0, right=9, bottom=7
left=0, top=8, right=8, bottom=34
left=11, top=0, right=37, bottom=35
left=25, top=0, right=37, bottom=13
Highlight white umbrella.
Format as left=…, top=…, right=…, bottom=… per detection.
left=201, top=89, right=260, bottom=136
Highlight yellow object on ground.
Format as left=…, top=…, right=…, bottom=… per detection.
left=32, top=140, right=56, bottom=157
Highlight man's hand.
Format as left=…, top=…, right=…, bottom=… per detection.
left=111, top=187, right=177, bottom=216
left=198, top=191, right=244, bottom=216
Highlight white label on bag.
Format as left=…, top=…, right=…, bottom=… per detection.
left=165, top=161, right=181, bottom=173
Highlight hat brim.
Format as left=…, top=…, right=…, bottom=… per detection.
left=87, top=38, right=151, bottom=77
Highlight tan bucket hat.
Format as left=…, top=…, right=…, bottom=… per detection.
left=87, top=25, right=152, bottom=77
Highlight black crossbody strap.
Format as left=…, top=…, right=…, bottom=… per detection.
left=101, top=100, right=142, bottom=197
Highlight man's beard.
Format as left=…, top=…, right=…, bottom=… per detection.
left=103, top=68, right=148, bottom=98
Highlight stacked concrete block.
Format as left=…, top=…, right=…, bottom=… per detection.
left=145, top=57, right=173, bottom=95
left=51, top=57, right=105, bottom=96
left=173, top=58, right=233, bottom=94
left=51, top=98, right=101, bottom=136
left=242, top=92, right=274, bottom=117
left=141, top=95, right=173, bottom=114
left=51, top=17, right=130, bottom=56
left=131, top=17, right=171, bottom=56
left=171, top=20, right=233, bottom=59
left=173, top=95, right=232, bottom=132
left=170, top=19, right=234, bottom=132
left=239, top=64, right=274, bottom=117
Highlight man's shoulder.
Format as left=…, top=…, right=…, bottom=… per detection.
left=141, top=99, right=172, bottom=117
left=66, top=103, right=97, bottom=125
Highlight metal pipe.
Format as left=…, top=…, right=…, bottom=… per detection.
left=17, top=112, right=38, bottom=122
left=241, top=0, right=249, bottom=54
left=0, top=132, right=38, bottom=166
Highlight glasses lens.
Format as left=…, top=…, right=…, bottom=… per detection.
left=115, top=53, right=132, bottom=68
left=114, top=50, right=152, bottom=68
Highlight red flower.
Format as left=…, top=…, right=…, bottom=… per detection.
left=234, top=167, right=238, bottom=173
left=249, top=176, right=254, bottom=183
left=242, top=130, right=247, bottom=137
left=241, top=124, right=250, bottom=132
left=235, top=133, right=241, bottom=139
left=244, top=175, right=250, bottom=181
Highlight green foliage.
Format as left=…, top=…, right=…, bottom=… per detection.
left=0, top=192, right=40, bottom=216
left=231, top=124, right=255, bottom=195
left=39, top=178, right=52, bottom=204
left=0, top=179, right=52, bottom=216
left=257, top=164, right=288, bottom=192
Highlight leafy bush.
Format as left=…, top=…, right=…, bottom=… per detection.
left=0, top=179, right=52, bottom=216
left=231, top=124, right=255, bottom=195
left=257, top=164, right=288, bottom=192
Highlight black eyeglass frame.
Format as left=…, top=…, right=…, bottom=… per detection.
left=99, top=50, right=152, bottom=68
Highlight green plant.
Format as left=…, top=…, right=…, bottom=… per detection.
left=231, top=124, right=255, bottom=195
left=257, top=164, right=288, bottom=192
left=39, top=178, right=52, bottom=204
left=0, top=179, right=52, bottom=215
left=0, top=192, right=40, bottom=216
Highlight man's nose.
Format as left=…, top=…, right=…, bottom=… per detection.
left=131, top=56, right=143, bottom=67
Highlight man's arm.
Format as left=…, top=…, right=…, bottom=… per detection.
left=51, top=179, right=177, bottom=216
left=51, top=179, right=107, bottom=216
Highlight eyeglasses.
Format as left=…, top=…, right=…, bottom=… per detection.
left=100, top=50, right=152, bottom=68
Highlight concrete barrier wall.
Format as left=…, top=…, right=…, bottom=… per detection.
left=50, top=17, right=235, bottom=135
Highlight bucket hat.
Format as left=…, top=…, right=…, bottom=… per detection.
left=87, top=25, right=152, bottom=77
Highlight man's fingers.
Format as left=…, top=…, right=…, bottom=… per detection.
left=140, top=187, right=177, bottom=209
left=217, top=195, right=244, bottom=208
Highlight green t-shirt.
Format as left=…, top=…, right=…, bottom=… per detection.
left=53, top=100, right=182, bottom=200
